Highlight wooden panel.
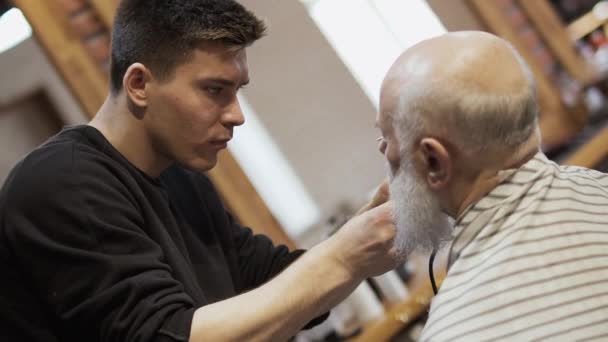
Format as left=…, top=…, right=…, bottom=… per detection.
left=567, top=2, right=608, bottom=41
left=518, top=0, right=596, bottom=87
left=349, top=253, right=446, bottom=342
left=89, top=0, right=120, bottom=29
left=349, top=278, right=442, bottom=342
left=563, top=126, right=608, bottom=168
left=0, top=91, right=65, bottom=184
left=14, top=0, right=107, bottom=116
left=467, top=0, right=585, bottom=147
left=539, top=107, right=584, bottom=150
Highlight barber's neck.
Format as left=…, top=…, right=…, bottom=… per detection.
left=449, top=136, right=540, bottom=219
left=89, top=94, right=172, bottom=177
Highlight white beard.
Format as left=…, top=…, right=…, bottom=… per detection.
left=389, top=161, right=454, bottom=257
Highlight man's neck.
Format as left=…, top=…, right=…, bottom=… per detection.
left=89, top=95, right=172, bottom=177
left=452, top=141, right=540, bottom=219
left=453, top=170, right=504, bottom=218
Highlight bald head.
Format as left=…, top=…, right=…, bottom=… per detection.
left=380, top=31, right=538, bottom=160
left=384, top=31, right=531, bottom=95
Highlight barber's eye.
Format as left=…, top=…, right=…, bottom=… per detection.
left=206, top=87, right=222, bottom=95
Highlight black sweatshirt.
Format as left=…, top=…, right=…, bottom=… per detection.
left=0, top=125, right=325, bottom=341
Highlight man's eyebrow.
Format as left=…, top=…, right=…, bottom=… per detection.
left=200, top=78, right=250, bottom=86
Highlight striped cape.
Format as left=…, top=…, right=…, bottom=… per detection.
left=421, top=152, right=608, bottom=342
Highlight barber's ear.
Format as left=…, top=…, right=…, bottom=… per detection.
left=123, top=63, right=152, bottom=109
left=419, top=137, right=452, bottom=190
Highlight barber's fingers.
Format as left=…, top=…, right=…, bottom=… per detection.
left=370, top=200, right=392, bottom=213
left=370, top=179, right=390, bottom=205
left=366, top=203, right=397, bottom=247
left=355, top=182, right=391, bottom=216
left=366, top=201, right=394, bottom=222
left=377, top=178, right=389, bottom=197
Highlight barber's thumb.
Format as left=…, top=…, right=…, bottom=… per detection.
left=369, top=201, right=393, bottom=214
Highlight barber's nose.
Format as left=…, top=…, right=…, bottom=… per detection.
left=223, top=97, right=245, bottom=127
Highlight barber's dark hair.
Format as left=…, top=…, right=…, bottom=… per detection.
left=110, top=0, right=266, bottom=94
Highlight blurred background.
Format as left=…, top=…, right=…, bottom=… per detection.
left=2, top=0, right=608, bottom=340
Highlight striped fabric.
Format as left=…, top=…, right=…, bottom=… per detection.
left=420, top=152, right=608, bottom=342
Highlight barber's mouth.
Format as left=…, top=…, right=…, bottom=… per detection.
left=210, top=140, right=229, bottom=149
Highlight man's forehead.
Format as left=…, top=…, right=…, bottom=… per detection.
left=183, top=45, right=249, bottom=81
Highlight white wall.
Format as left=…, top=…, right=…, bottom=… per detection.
left=426, top=0, right=485, bottom=32
left=239, top=0, right=387, bottom=243
left=0, top=37, right=87, bottom=124
left=0, top=96, right=60, bottom=183
left=0, top=37, right=87, bottom=184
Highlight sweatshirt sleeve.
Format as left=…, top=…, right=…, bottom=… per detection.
left=1, top=144, right=196, bottom=342
left=170, top=164, right=330, bottom=331
left=230, top=219, right=329, bottom=329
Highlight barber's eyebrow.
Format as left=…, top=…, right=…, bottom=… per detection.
left=201, top=78, right=250, bottom=87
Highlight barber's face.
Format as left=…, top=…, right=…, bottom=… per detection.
left=144, top=43, right=249, bottom=172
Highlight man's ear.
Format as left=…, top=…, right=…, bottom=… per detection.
left=419, top=137, right=452, bottom=190
left=123, top=63, right=152, bottom=109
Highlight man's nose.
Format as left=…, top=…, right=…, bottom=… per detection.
left=223, top=97, right=246, bottom=127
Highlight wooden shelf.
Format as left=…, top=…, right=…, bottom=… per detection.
left=468, top=0, right=588, bottom=145
left=89, top=0, right=119, bottom=29
left=14, top=0, right=107, bottom=115
left=568, top=1, right=608, bottom=41
left=518, top=0, right=597, bottom=87
left=563, top=124, right=608, bottom=167
left=347, top=252, right=447, bottom=342
left=561, top=1, right=608, bottom=169
left=348, top=276, right=444, bottom=342
left=467, top=0, right=608, bottom=170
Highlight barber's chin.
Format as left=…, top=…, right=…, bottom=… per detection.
left=182, top=155, right=218, bottom=173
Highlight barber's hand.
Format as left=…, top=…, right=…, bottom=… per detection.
left=355, top=179, right=389, bottom=216
left=328, top=201, right=400, bottom=281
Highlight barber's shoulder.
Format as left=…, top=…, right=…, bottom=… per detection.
left=1, top=134, right=120, bottom=207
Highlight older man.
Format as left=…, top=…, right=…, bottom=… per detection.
left=377, top=31, right=608, bottom=341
